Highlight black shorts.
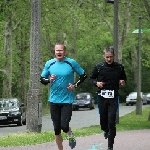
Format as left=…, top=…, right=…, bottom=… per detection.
left=50, top=102, right=72, bottom=135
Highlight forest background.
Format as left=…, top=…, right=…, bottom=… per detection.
left=0, top=0, right=150, bottom=107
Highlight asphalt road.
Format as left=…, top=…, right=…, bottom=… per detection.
left=0, top=105, right=140, bottom=136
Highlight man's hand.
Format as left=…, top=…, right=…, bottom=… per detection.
left=49, top=74, right=56, bottom=82
left=119, top=80, right=125, bottom=86
left=96, top=82, right=105, bottom=88
left=67, top=83, right=75, bottom=91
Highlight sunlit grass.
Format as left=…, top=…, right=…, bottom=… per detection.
left=0, top=106, right=150, bottom=147
left=0, top=132, right=55, bottom=147
left=117, top=106, right=150, bottom=131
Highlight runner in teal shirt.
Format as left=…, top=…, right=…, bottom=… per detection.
left=40, top=43, right=87, bottom=150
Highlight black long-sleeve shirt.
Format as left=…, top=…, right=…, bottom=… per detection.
left=89, top=61, right=127, bottom=92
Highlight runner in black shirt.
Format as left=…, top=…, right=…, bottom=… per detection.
left=89, top=46, right=127, bottom=150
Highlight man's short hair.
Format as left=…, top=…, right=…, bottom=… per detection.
left=103, top=46, right=114, bottom=55
left=55, top=42, right=66, bottom=50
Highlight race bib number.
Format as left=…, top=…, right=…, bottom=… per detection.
left=99, top=90, right=114, bottom=98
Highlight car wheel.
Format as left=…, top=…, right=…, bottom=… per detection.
left=17, top=116, right=23, bottom=126
left=90, top=103, right=93, bottom=110
left=22, top=118, right=26, bottom=125
left=72, top=107, right=78, bottom=111
left=76, top=108, right=79, bottom=111
left=92, top=103, right=95, bottom=109
left=141, top=100, right=146, bottom=105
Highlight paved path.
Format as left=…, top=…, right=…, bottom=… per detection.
left=0, top=105, right=150, bottom=150
left=1, top=129, right=150, bottom=150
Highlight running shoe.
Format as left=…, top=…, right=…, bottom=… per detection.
left=107, top=147, right=113, bottom=150
left=68, top=136, right=76, bottom=149
left=67, top=132, right=76, bottom=149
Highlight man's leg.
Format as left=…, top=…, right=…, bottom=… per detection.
left=98, top=96, right=109, bottom=134
left=61, top=104, right=76, bottom=149
left=50, top=102, right=62, bottom=150
left=61, top=104, right=72, bottom=133
left=107, top=97, right=118, bottom=149
left=55, top=134, right=63, bottom=150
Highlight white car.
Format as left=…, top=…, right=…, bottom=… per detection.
left=126, top=92, right=147, bottom=106
left=146, top=93, right=150, bottom=104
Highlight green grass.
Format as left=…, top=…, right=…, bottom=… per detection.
left=42, top=106, right=50, bottom=115
left=0, top=106, right=150, bottom=147
left=116, top=106, right=150, bottom=131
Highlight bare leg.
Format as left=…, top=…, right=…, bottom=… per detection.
left=55, top=134, right=63, bottom=150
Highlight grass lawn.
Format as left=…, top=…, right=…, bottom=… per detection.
left=0, top=106, right=150, bottom=147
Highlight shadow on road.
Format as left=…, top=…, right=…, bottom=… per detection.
left=0, top=124, right=17, bottom=128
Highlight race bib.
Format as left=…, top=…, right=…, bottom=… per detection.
left=99, top=90, right=114, bottom=98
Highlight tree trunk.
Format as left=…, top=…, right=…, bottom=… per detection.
left=18, top=31, right=29, bottom=104
left=118, top=1, right=131, bottom=63
left=19, top=39, right=27, bottom=104
left=136, top=16, right=142, bottom=115
left=148, top=111, right=150, bottom=121
left=26, top=0, right=42, bottom=133
left=132, top=46, right=138, bottom=91
left=3, top=20, right=12, bottom=98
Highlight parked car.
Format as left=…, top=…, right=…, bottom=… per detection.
left=72, top=92, right=95, bottom=110
left=0, top=98, right=26, bottom=126
left=126, top=92, right=147, bottom=106
left=146, top=93, right=150, bottom=104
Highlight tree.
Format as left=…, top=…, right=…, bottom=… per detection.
left=143, top=0, right=150, bottom=121
left=26, top=0, right=42, bottom=132
left=0, top=0, right=150, bottom=117
left=2, top=0, right=12, bottom=98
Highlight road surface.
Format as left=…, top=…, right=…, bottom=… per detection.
left=0, top=105, right=140, bottom=136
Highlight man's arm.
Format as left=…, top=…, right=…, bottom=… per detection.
left=89, top=65, right=98, bottom=86
left=40, top=61, right=51, bottom=85
left=73, top=72, right=87, bottom=88
left=40, top=77, right=50, bottom=85
left=120, top=65, right=127, bottom=82
left=119, top=65, right=127, bottom=86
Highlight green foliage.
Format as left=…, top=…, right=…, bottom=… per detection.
left=0, top=0, right=150, bottom=104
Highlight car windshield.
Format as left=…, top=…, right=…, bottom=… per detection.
left=0, top=99, right=19, bottom=110
left=146, top=94, right=150, bottom=97
left=129, top=92, right=143, bottom=97
left=75, top=94, right=90, bottom=100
